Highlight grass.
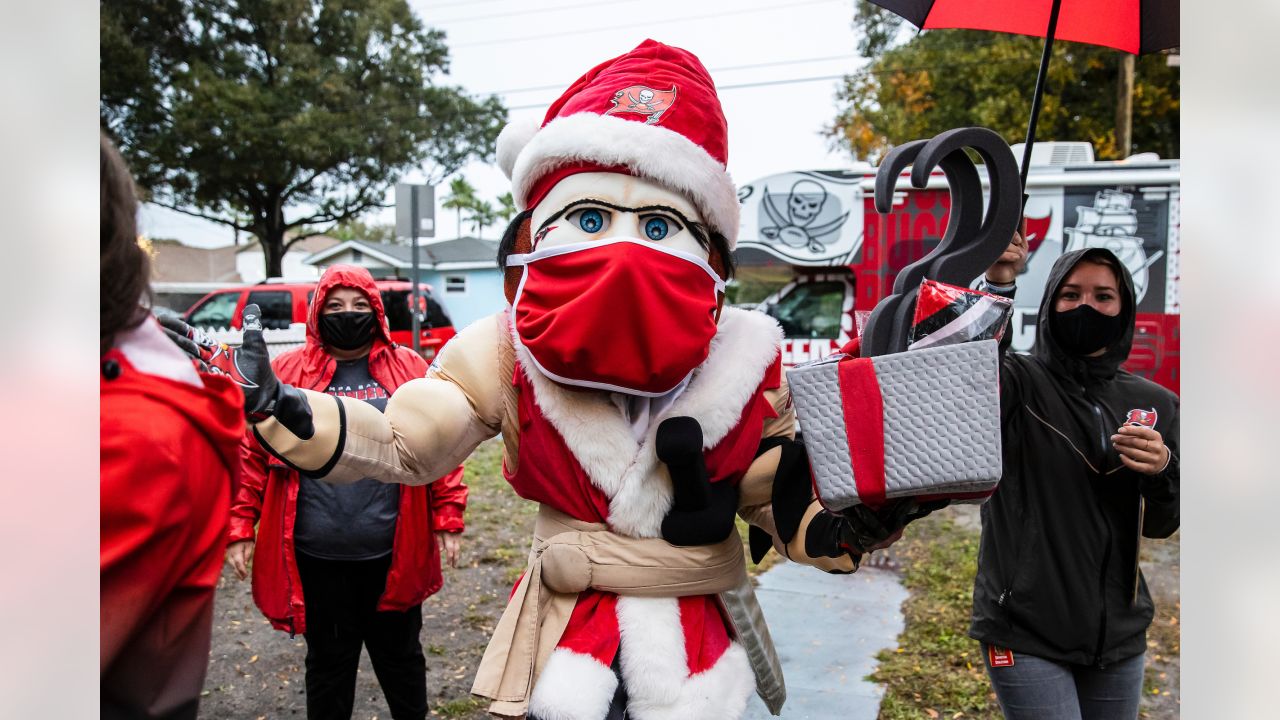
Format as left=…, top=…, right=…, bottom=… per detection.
left=432, top=697, right=487, bottom=718
left=870, top=513, right=1002, bottom=720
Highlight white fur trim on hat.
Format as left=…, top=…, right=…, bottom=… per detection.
left=508, top=112, right=741, bottom=247
left=496, top=115, right=542, bottom=180
left=528, top=648, right=619, bottom=720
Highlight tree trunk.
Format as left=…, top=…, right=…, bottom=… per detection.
left=262, top=193, right=287, bottom=278
left=261, top=226, right=287, bottom=279
left=1116, top=53, right=1135, bottom=159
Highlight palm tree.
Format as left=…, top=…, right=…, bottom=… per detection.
left=466, top=199, right=499, bottom=239
left=442, top=176, right=478, bottom=236
left=496, top=192, right=517, bottom=223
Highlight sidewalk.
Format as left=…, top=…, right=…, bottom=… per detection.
left=743, top=561, right=907, bottom=720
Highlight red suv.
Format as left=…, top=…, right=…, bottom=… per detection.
left=183, top=279, right=457, bottom=360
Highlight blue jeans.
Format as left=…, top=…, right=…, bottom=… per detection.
left=981, top=644, right=1144, bottom=720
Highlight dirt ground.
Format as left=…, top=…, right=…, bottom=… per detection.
left=199, top=439, right=529, bottom=720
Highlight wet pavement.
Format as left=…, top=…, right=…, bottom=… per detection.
left=743, top=561, right=907, bottom=720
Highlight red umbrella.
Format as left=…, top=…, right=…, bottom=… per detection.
left=865, top=0, right=1179, bottom=189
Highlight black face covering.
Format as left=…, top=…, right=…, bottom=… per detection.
left=319, top=311, right=377, bottom=351
left=1051, top=305, right=1127, bottom=357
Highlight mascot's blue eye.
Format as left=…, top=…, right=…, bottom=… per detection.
left=578, top=209, right=605, bottom=233
left=644, top=217, right=669, bottom=241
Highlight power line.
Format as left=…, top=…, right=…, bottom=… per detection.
left=417, top=0, right=513, bottom=11
left=503, top=56, right=1035, bottom=111
left=486, top=52, right=860, bottom=95
left=505, top=73, right=849, bottom=111
left=431, top=0, right=646, bottom=26
left=453, top=0, right=843, bottom=49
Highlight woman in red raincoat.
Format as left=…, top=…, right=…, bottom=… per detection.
left=100, top=133, right=245, bottom=719
left=227, top=264, right=469, bottom=720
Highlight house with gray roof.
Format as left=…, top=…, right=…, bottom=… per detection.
left=304, top=236, right=505, bottom=330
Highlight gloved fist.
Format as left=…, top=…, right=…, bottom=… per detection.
left=841, top=497, right=950, bottom=552
left=237, top=305, right=313, bottom=438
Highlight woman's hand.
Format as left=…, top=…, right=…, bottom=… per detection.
left=1111, top=424, right=1170, bottom=475
left=226, top=539, right=254, bottom=580
left=436, top=531, right=462, bottom=568
left=985, top=229, right=1028, bottom=285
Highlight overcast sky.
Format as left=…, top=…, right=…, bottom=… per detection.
left=140, top=0, right=868, bottom=247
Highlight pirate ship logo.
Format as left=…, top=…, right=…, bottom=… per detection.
left=759, top=179, right=850, bottom=254
left=606, top=84, right=677, bottom=125
left=1064, top=190, right=1164, bottom=302
left=1124, top=407, right=1158, bottom=428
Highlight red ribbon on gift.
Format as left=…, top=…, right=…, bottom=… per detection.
left=836, top=356, right=887, bottom=509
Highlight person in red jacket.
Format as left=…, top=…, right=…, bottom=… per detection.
left=100, top=132, right=245, bottom=719
left=227, top=264, right=468, bottom=720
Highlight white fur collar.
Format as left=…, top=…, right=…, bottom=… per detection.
left=513, top=307, right=782, bottom=538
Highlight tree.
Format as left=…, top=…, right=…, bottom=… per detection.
left=829, top=10, right=1178, bottom=162
left=466, top=199, right=498, bottom=239
left=328, top=217, right=396, bottom=244
left=441, top=176, right=478, bottom=235
left=101, top=0, right=507, bottom=277
left=496, top=192, right=517, bottom=223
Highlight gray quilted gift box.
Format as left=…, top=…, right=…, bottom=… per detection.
left=786, top=340, right=1002, bottom=511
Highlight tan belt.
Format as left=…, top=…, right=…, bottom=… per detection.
left=472, top=505, right=748, bottom=717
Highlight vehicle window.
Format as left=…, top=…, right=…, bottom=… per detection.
left=765, top=281, right=845, bottom=339
left=187, top=291, right=240, bottom=329
left=246, top=291, right=294, bottom=330
left=380, top=290, right=414, bottom=332
left=424, top=293, right=452, bottom=329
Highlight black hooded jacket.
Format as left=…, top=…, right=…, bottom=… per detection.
left=969, top=248, right=1180, bottom=667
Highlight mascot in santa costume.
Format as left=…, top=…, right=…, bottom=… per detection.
left=231, top=40, right=930, bottom=720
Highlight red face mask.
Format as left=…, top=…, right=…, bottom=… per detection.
left=508, top=238, right=726, bottom=396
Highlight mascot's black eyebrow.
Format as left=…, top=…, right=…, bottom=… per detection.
left=536, top=198, right=697, bottom=235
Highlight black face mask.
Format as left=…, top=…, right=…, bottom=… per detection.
left=319, top=311, right=377, bottom=351
left=1051, top=305, right=1126, bottom=356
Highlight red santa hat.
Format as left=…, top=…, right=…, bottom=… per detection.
left=496, top=39, right=740, bottom=248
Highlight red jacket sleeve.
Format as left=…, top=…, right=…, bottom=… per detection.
left=429, top=466, right=469, bottom=533
left=229, top=429, right=269, bottom=543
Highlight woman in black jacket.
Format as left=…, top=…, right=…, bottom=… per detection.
left=973, top=237, right=1179, bottom=720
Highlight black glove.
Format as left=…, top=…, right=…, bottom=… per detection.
left=657, top=416, right=739, bottom=546
left=840, top=497, right=951, bottom=551
left=238, top=304, right=314, bottom=438
left=802, top=509, right=863, bottom=572
left=156, top=312, right=215, bottom=370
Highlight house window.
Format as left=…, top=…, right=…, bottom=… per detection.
left=445, top=275, right=467, bottom=294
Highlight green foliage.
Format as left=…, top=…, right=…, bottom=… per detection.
left=831, top=20, right=1179, bottom=162
left=101, top=0, right=506, bottom=276
left=496, top=192, right=517, bottom=222
left=871, top=514, right=1001, bottom=719
left=327, top=216, right=395, bottom=244
left=466, top=199, right=499, bottom=239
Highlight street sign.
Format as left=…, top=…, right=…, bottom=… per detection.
left=395, top=183, right=436, bottom=239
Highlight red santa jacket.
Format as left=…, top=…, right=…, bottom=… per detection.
left=229, top=265, right=468, bottom=634
left=101, top=319, right=244, bottom=718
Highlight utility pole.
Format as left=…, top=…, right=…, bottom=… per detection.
left=395, top=183, right=436, bottom=355
left=1116, top=53, right=1135, bottom=159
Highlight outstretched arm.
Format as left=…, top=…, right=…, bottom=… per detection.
left=253, top=313, right=507, bottom=485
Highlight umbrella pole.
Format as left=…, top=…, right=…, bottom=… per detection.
left=1020, top=0, right=1064, bottom=196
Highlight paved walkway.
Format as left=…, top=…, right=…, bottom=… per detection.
left=743, top=561, right=907, bottom=720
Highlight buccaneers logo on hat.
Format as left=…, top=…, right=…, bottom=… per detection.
left=1124, top=407, right=1158, bottom=428
left=606, top=84, right=677, bottom=125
